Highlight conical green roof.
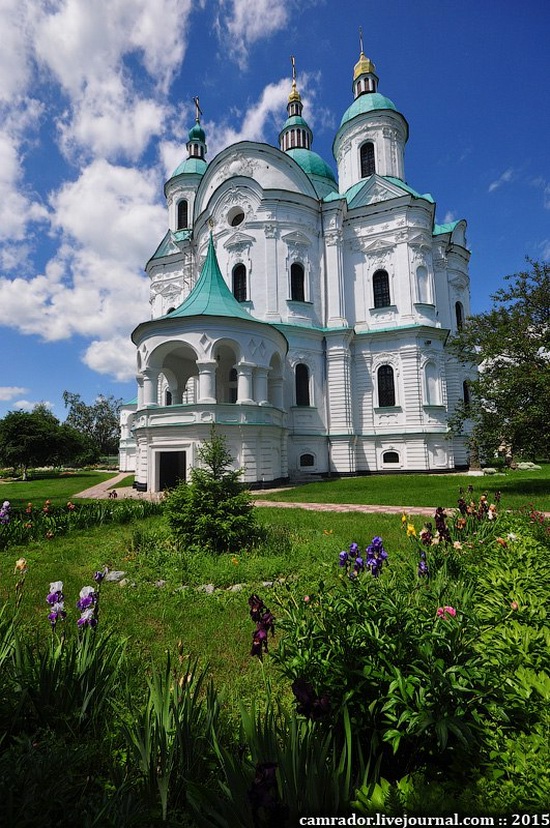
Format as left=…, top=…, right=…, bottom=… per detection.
left=165, top=235, right=254, bottom=321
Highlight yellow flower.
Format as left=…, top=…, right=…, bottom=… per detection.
left=14, top=558, right=28, bottom=574
left=453, top=541, right=462, bottom=550
left=401, top=513, right=408, bottom=524
left=407, top=523, right=417, bottom=537
left=231, top=556, right=239, bottom=565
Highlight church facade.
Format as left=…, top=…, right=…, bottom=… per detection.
left=119, top=49, right=472, bottom=492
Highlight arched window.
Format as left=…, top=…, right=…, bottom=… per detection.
left=373, top=270, right=391, bottom=308
left=378, top=365, right=396, bottom=407
left=232, top=264, right=247, bottom=302
left=290, top=262, right=305, bottom=302
left=360, top=142, right=376, bottom=177
left=463, top=380, right=470, bottom=409
left=300, top=453, right=315, bottom=467
left=165, top=390, right=172, bottom=406
left=455, top=301, right=464, bottom=330
left=295, top=363, right=310, bottom=407
left=383, top=451, right=400, bottom=464
left=177, top=199, right=188, bottom=230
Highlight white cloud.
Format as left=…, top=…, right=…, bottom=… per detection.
left=442, top=210, right=457, bottom=224
left=539, top=240, right=550, bottom=261
left=83, top=336, right=137, bottom=381
left=0, top=386, right=29, bottom=401
left=488, top=167, right=514, bottom=193
left=0, top=159, right=165, bottom=344
left=0, top=0, right=34, bottom=102
left=49, top=159, right=165, bottom=263
left=216, top=0, right=290, bottom=69
left=13, top=399, right=54, bottom=412
left=33, top=0, right=193, bottom=161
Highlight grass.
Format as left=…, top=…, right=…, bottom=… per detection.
left=0, top=470, right=119, bottom=507
left=259, top=465, right=550, bottom=511
left=3, top=508, right=406, bottom=707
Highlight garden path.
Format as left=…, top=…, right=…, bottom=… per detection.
left=75, top=474, right=438, bottom=515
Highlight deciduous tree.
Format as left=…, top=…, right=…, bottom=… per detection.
left=63, top=391, right=122, bottom=456
left=449, top=259, right=550, bottom=462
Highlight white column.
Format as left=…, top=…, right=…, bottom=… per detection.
left=197, top=360, right=217, bottom=403
left=237, top=362, right=255, bottom=404
left=142, top=369, right=159, bottom=406
left=136, top=375, right=144, bottom=409
left=269, top=376, right=284, bottom=409
left=255, top=367, right=269, bottom=405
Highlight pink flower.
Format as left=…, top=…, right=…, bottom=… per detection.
left=437, top=606, right=457, bottom=618
left=304, top=595, right=310, bottom=603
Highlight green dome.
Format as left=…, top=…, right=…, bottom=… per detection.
left=170, top=157, right=207, bottom=178
left=340, top=92, right=398, bottom=127
left=281, top=114, right=310, bottom=130
left=188, top=122, right=206, bottom=143
left=286, top=148, right=337, bottom=183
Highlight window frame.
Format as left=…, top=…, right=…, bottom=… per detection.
left=360, top=141, right=376, bottom=177
left=295, top=363, right=311, bottom=407
left=232, top=263, right=247, bottom=303
left=373, top=270, right=391, bottom=309
left=377, top=364, right=396, bottom=408
left=290, top=262, right=306, bottom=302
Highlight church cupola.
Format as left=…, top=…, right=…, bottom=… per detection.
left=333, top=39, right=409, bottom=192
left=186, top=96, right=207, bottom=160
left=279, top=57, right=313, bottom=152
left=353, top=30, right=379, bottom=99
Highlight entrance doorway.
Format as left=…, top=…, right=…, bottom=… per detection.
left=158, top=451, right=186, bottom=490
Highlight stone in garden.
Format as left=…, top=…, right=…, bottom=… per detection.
left=228, top=583, right=245, bottom=592
left=105, top=570, right=126, bottom=582
left=482, top=467, right=497, bottom=475
left=198, top=583, right=216, bottom=594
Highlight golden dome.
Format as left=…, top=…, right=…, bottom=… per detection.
left=353, top=51, right=376, bottom=81
left=288, top=79, right=301, bottom=103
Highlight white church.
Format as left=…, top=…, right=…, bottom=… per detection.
left=119, top=47, right=472, bottom=492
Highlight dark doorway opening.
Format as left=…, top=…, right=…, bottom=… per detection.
left=159, top=451, right=186, bottom=490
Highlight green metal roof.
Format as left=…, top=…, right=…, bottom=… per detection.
left=170, top=156, right=207, bottom=178
left=286, top=148, right=337, bottom=183
left=433, top=220, right=460, bottom=235
left=188, top=122, right=206, bottom=143
left=281, top=114, right=311, bottom=130
left=323, top=176, right=433, bottom=206
left=165, top=234, right=256, bottom=322
left=339, top=92, right=398, bottom=127
left=149, top=229, right=192, bottom=261
left=384, top=177, right=434, bottom=203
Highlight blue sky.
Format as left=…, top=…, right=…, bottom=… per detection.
left=0, top=0, right=548, bottom=421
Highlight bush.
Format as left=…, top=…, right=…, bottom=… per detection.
left=271, top=502, right=550, bottom=790
left=164, top=428, right=260, bottom=554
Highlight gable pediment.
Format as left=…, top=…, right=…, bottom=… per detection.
left=224, top=231, right=255, bottom=251
left=348, top=175, right=409, bottom=209
left=282, top=230, right=311, bottom=248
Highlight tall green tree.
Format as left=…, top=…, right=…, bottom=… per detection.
left=0, top=405, right=94, bottom=477
left=63, top=391, right=122, bottom=456
left=449, top=259, right=550, bottom=462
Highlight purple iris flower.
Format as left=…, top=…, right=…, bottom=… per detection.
left=93, top=569, right=106, bottom=583
left=365, top=536, right=388, bottom=577
left=349, top=542, right=359, bottom=558
left=77, top=608, right=98, bottom=628
left=291, top=677, right=331, bottom=720
left=418, top=551, right=429, bottom=577
left=339, top=551, right=349, bottom=567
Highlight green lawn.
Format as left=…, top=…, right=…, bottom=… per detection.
left=259, top=466, right=550, bottom=511
left=3, top=508, right=405, bottom=703
left=0, top=470, right=118, bottom=507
